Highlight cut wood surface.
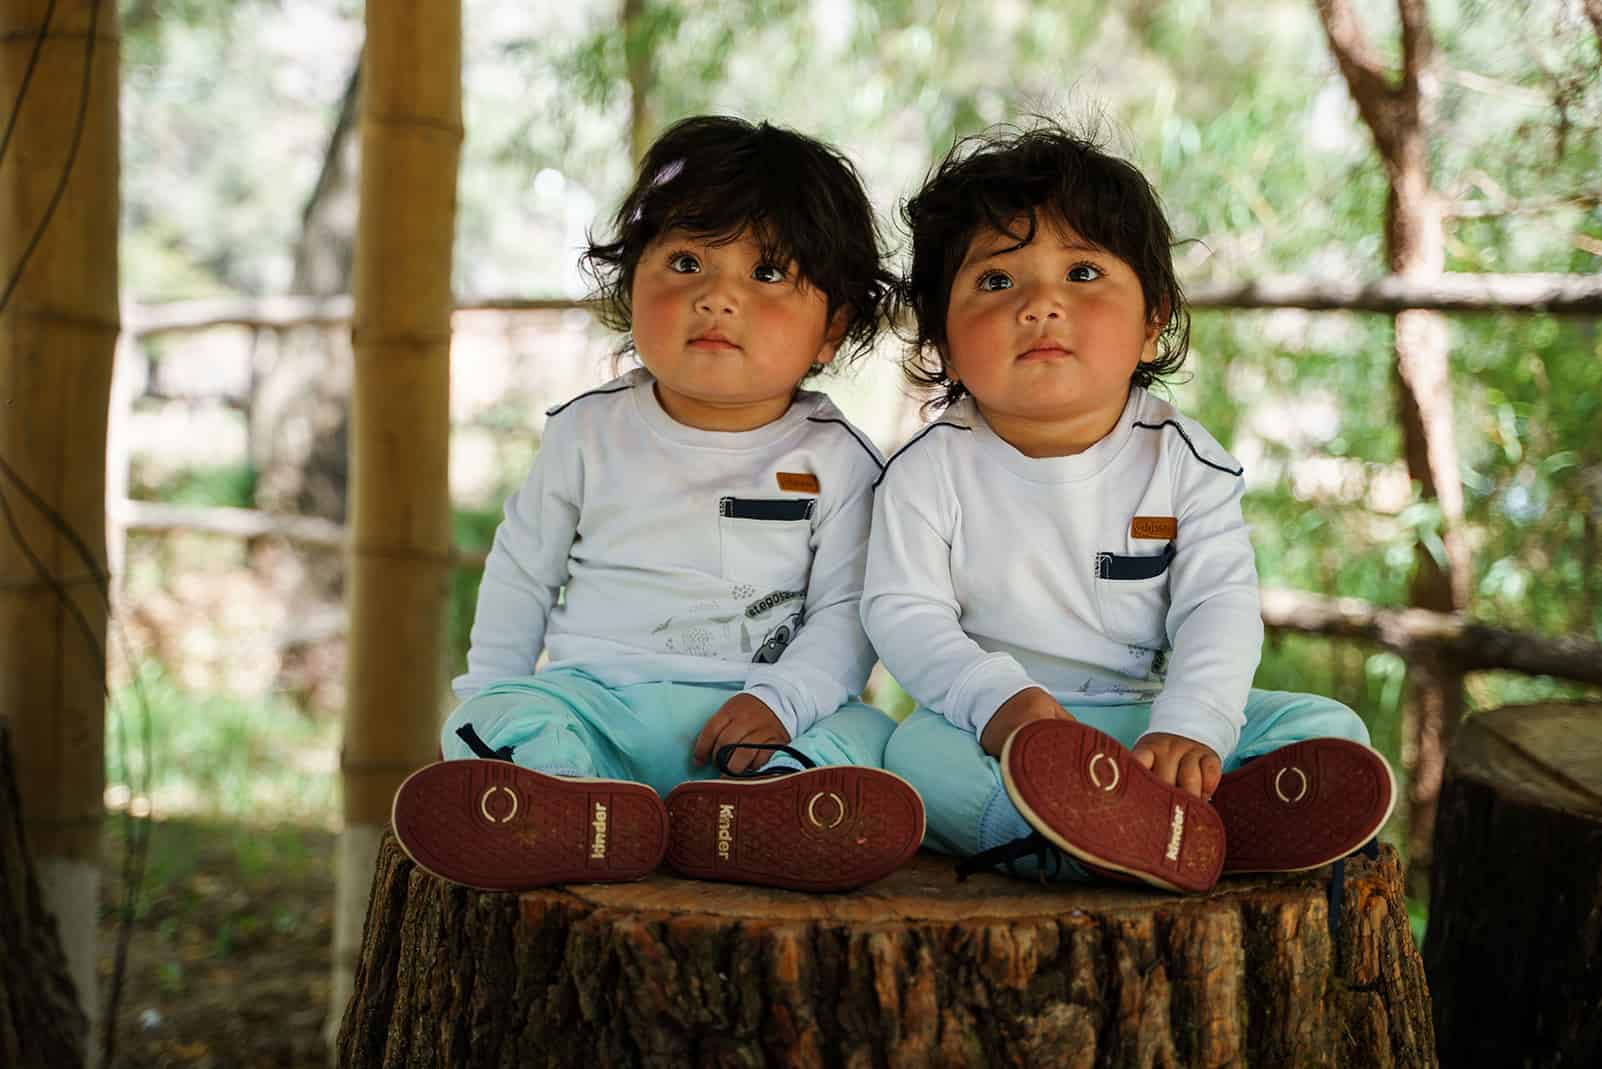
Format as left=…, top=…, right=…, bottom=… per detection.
left=338, top=835, right=1434, bottom=1068
left=1424, top=701, right=1602, bottom=1069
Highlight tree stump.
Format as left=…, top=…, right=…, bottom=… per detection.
left=0, top=720, right=89, bottom=1069
left=1423, top=701, right=1602, bottom=1068
left=338, top=833, right=1434, bottom=1068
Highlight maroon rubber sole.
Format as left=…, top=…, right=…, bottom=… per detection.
left=664, top=766, right=926, bottom=892
left=390, top=759, right=668, bottom=891
left=1001, top=720, right=1225, bottom=893
left=1212, top=738, right=1396, bottom=874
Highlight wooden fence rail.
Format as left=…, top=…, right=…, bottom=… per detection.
left=121, top=272, right=1602, bottom=340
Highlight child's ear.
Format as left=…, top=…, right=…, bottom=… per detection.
left=814, top=307, right=852, bottom=367
left=1141, top=302, right=1170, bottom=364
left=935, top=343, right=960, bottom=384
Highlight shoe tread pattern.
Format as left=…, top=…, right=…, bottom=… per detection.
left=1004, top=721, right=1224, bottom=893
left=391, top=760, right=667, bottom=891
left=1213, top=738, right=1393, bottom=873
left=665, top=767, right=924, bottom=892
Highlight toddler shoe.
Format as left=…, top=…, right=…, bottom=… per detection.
left=664, top=743, right=925, bottom=892
left=1210, top=737, right=1396, bottom=874
left=1000, top=719, right=1226, bottom=893
left=391, top=730, right=668, bottom=892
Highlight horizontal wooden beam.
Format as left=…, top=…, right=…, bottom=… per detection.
left=117, top=499, right=1602, bottom=685
left=1186, top=273, right=1602, bottom=316
left=1260, top=588, right=1602, bottom=686
left=123, top=271, right=1602, bottom=339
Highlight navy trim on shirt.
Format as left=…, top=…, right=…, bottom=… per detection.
left=1132, top=420, right=1244, bottom=477
left=545, top=383, right=631, bottom=418
left=805, top=416, right=884, bottom=472
left=874, top=421, right=971, bottom=488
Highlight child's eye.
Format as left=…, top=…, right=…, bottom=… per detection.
left=1067, top=263, right=1104, bottom=282
left=668, top=252, right=701, bottom=273
left=751, top=263, right=787, bottom=283
left=977, top=270, right=1012, bottom=292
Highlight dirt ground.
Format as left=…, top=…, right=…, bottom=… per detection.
left=96, top=815, right=335, bottom=1069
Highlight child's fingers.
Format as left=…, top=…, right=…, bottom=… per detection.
left=1177, top=750, right=1205, bottom=798
left=1200, top=754, right=1222, bottom=798
left=1150, top=748, right=1182, bottom=787
left=720, top=723, right=776, bottom=773
left=691, top=710, right=730, bottom=765
left=1132, top=743, right=1156, bottom=769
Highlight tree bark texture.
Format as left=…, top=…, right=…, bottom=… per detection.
left=338, top=838, right=1435, bottom=1068
left=1423, top=701, right=1602, bottom=1068
left=0, top=721, right=88, bottom=1068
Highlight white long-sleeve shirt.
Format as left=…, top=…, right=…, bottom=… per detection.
left=862, top=387, right=1263, bottom=761
left=455, top=368, right=885, bottom=738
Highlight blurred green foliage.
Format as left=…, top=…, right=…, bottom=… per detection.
left=119, top=0, right=1602, bottom=937
left=135, top=463, right=259, bottom=510
left=106, top=661, right=339, bottom=826
left=124, top=0, right=1601, bottom=756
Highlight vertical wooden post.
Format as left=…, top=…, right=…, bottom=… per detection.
left=0, top=0, right=119, bottom=1052
left=330, top=0, right=461, bottom=1051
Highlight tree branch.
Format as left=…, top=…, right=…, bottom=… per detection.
left=1315, top=0, right=1400, bottom=156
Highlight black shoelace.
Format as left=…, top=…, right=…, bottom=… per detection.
left=713, top=741, right=817, bottom=778
left=1327, top=838, right=1382, bottom=939
left=455, top=723, right=514, bottom=762
left=955, top=831, right=1069, bottom=884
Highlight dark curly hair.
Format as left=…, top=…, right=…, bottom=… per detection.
left=581, top=115, right=892, bottom=372
left=898, top=123, right=1191, bottom=409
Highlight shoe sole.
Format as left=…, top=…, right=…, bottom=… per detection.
left=390, top=759, right=668, bottom=891
left=664, top=766, right=926, bottom=892
left=1001, top=720, right=1225, bottom=893
left=1213, top=738, right=1396, bottom=874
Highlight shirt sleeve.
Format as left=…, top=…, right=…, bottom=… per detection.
left=860, top=457, right=1037, bottom=738
left=451, top=416, right=581, bottom=700
left=743, top=453, right=880, bottom=739
left=1140, top=458, right=1263, bottom=761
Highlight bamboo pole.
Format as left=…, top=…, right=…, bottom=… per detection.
left=0, top=0, right=118, bottom=1051
left=330, top=0, right=461, bottom=1051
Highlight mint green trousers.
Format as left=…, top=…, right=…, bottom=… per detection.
left=442, top=666, right=895, bottom=796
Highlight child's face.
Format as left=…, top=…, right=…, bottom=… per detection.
left=943, top=214, right=1160, bottom=457
left=630, top=228, right=842, bottom=431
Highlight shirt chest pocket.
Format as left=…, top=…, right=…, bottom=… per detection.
left=718, top=496, right=815, bottom=593
left=1093, top=544, right=1173, bottom=648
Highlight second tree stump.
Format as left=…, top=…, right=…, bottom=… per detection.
left=1424, top=701, right=1602, bottom=1068
left=339, top=836, right=1434, bottom=1068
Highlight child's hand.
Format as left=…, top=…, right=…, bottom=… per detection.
left=979, top=687, right=1076, bottom=757
left=1131, top=733, right=1221, bottom=799
left=692, top=694, right=791, bottom=774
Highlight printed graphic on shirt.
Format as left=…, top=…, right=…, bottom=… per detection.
left=650, top=585, right=806, bottom=662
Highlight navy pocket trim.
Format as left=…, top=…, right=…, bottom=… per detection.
left=719, top=496, right=816, bottom=521
left=1096, top=543, right=1175, bottom=580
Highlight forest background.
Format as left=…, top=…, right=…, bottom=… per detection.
left=87, top=0, right=1602, bottom=1065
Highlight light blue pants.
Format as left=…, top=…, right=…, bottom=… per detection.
left=441, top=666, right=895, bottom=796
left=884, top=688, right=1371, bottom=881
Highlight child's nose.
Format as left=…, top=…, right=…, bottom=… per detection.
left=1018, top=286, right=1064, bottom=323
left=694, top=279, right=739, bottom=316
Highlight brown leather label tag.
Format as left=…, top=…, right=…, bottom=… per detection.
left=1131, top=516, right=1178, bottom=540
left=777, top=472, right=820, bottom=493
